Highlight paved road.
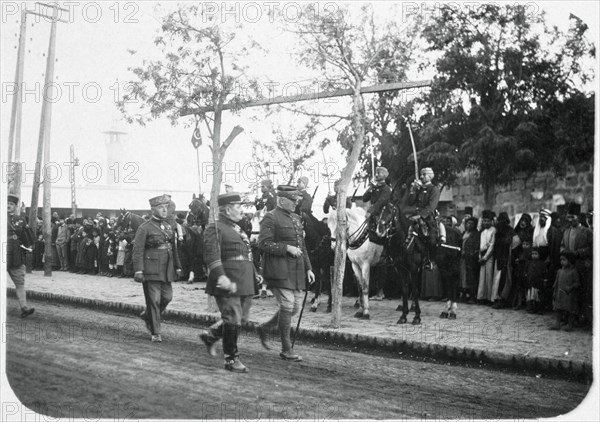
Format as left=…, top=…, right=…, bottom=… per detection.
left=14, top=270, right=595, bottom=370
left=4, top=301, right=594, bottom=420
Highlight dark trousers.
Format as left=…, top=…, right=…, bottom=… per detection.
left=205, top=295, right=252, bottom=359
left=142, top=281, right=173, bottom=335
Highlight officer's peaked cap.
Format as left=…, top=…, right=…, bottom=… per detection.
left=149, top=194, right=171, bottom=207
left=7, top=194, right=19, bottom=204
left=218, top=192, right=243, bottom=206
left=277, top=185, right=300, bottom=199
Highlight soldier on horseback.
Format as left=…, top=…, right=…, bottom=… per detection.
left=408, top=167, right=442, bottom=267
left=363, top=166, right=392, bottom=230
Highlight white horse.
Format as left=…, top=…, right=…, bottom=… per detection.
left=327, top=206, right=384, bottom=319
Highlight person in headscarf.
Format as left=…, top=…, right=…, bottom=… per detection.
left=491, top=212, right=519, bottom=309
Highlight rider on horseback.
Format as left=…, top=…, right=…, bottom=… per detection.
left=363, top=166, right=392, bottom=233
left=408, top=167, right=442, bottom=266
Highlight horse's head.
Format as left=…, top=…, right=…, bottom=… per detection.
left=116, top=209, right=129, bottom=231
left=375, top=203, right=398, bottom=238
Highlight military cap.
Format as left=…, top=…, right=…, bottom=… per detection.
left=482, top=209, right=495, bottom=220
left=149, top=194, right=171, bottom=207
left=7, top=194, right=19, bottom=204
left=421, top=167, right=434, bottom=175
left=375, top=166, right=389, bottom=178
left=218, top=192, right=243, bottom=206
left=277, top=185, right=300, bottom=200
left=539, top=208, right=551, bottom=217
left=567, top=203, right=581, bottom=216
left=297, top=176, right=309, bottom=187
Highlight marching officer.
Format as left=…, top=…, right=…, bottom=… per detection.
left=295, top=176, right=313, bottom=215
left=255, top=179, right=276, bottom=213
left=257, top=185, right=315, bottom=362
left=133, top=194, right=182, bottom=342
left=363, top=166, right=392, bottom=223
left=200, top=192, right=262, bottom=373
left=7, top=194, right=35, bottom=318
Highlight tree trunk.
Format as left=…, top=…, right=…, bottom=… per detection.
left=484, top=183, right=495, bottom=210
left=331, top=81, right=366, bottom=328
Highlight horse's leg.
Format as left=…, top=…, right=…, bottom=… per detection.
left=412, top=265, right=422, bottom=325
left=396, top=266, right=409, bottom=324
left=359, top=263, right=371, bottom=320
left=351, top=262, right=365, bottom=318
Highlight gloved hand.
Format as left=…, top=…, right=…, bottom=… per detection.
left=216, top=275, right=237, bottom=293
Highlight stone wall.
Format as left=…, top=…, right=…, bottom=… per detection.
left=449, top=163, right=594, bottom=219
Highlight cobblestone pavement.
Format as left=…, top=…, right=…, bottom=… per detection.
left=9, top=270, right=596, bottom=372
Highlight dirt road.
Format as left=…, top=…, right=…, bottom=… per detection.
left=4, top=300, right=592, bottom=420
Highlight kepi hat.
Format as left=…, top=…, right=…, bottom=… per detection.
left=149, top=194, right=171, bottom=207
left=376, top=166, right=389, bottom=178
left=277, top=185, right=300, bottom=200
left=7, top=194, right=19, bottom=205
left=217, top=192, right=243, bottom=206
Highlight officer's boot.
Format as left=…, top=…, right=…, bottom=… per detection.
left=278, top=309, right=302, bottom=362
left=199, top=320, right=223, bottom=357
left=256, top=311, right=278, bottom=350
left=223, top=323, right=247, bottom=373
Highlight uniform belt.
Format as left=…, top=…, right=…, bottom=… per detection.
left=152, top=244, right=172, bottom=250
left=224, top=255, right=251, bottom=262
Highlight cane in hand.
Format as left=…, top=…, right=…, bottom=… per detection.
left=292, top=289, right=309, bottom=348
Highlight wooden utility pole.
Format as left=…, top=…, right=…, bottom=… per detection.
left=7, top=10, right=28, bottom=214
left=70, top=144, right=79, bottom=216
left=26, top=3, right=68, bottom=276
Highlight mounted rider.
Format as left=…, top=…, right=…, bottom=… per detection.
left=363, top=166, right=392, bottom=231
left=408, top=167, right=442, bottom=263
left=295, top=176, right=313, bottom=215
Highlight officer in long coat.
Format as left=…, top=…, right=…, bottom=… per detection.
left=257, top=185, right=315, bottom=362
left=199, top=192, right=261, bottom=373
left=7, top=194, right=35, bottom=318
left=133, top=194, right=182, bottom=342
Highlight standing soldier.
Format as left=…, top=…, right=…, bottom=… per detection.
left=295, top=176, right=313, bottom=215
left=255, top=179, right=276, bottom=213
left=199, top=192, right=261, bottom=373
left=560, top=203, right=593, bottom=327
left=257, top=185, right=315, bottom=362
left=133, top=194, right=182, bottom=342
left=7, top=194, right=35, bottom=317
left=363, top=166, right=392, bottom=224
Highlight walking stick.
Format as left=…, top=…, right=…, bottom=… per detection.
left=292, top=289, right=309, bottom=348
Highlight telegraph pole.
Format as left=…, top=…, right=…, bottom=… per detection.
left=7, top=10, right=28, bottom=214
left=70, top=144, right=79, bottom=216
left=26, top=3, right=68, bottom=276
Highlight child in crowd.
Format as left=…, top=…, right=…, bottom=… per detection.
left=550, top=251, right=580, bottom=332
left=116, top=233, right=127, bottom=277
left=511, top=238, right=532, bottom=310
left=525, top=247, right=548, bottom=314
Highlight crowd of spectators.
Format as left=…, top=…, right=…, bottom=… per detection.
left=446, top=203, right=593, bottom=330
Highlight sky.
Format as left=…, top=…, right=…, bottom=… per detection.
left=1, top=1, right=599, bottom=213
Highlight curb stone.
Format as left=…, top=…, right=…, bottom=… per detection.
left=6, top=288, right=591, bottom=380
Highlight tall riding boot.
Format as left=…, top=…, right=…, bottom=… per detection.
left=278, top=309, right=301, bottom=361
left=223, top=323, right=247, bottom=373
left=256, top=311, right=279, bottom=350
left=199, top=320, right=223, bottom=357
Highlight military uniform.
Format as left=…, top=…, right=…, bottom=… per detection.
left=322, top=194, right=352, bottom=214
left=201, top=193, right=260, bottom=370
left=295, top=189, right=313, bottom=215
left=7, top=194, right=35, bottom=317
left=362, top=182, right=392, bottom=218
left=255, top=189, right=276, bottom=213
left=257, top=185, right=314, bottom=361
left=133, top=195, right=182, bottom=340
